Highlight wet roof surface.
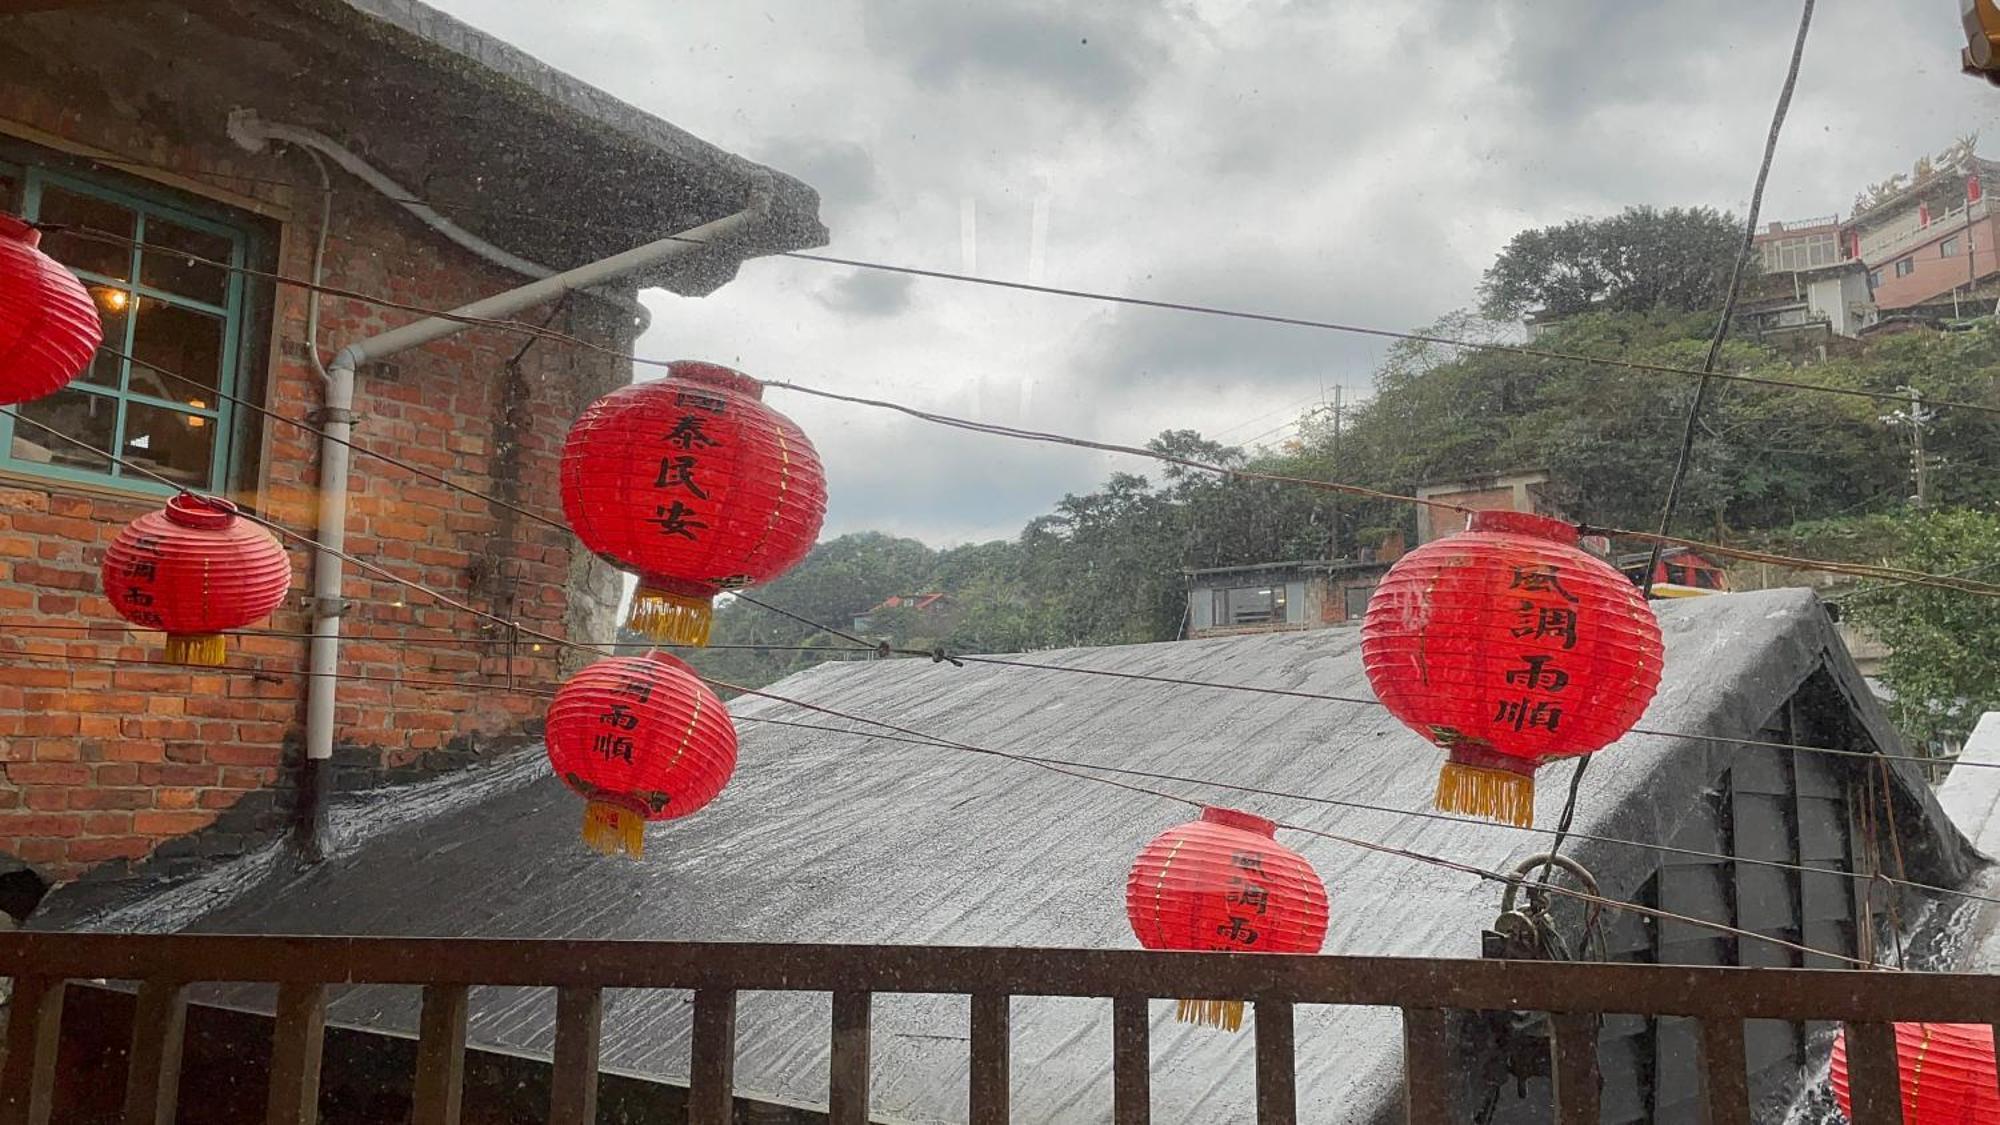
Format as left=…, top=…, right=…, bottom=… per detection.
left=37, top=589, right=1970, bottom=1124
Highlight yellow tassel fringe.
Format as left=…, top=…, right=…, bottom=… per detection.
left=627, top=588, right=714, bottom=645
left=1435, top=761, right=1535, bottom=827
left=581, top=802, right=646, bottom=858
left=163, top=633, right=227, bottom=667
left=1175, top=999, right=1246, bottom=1032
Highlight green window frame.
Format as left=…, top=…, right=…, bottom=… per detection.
left=0, top=163, right=249, bottom=495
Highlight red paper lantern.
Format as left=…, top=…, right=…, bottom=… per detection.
left=1126, top=807, right=1329, bottom=1030
left=544, top=651, right=738, bottom=857
left=1831, top=1023, right=2000, bottom=1123
left=0, top=213, right=102, bottom=406
left=102, top=494, right=292, bottom=666
left=560, top=361, right=826, bottom=645
left=1360, top=511, right=1662, bottom=827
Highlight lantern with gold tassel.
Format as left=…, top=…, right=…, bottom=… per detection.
left=102, top=494, right=291, bottom=665
left=1125, top=807, right=1328, bottom=1031
left=560, top=361, right=826, bottom=645
left=544, top=651, right=738, bottom=857
left=1360, top=511, right=1662, bottom=827
left=0, top=213, right=102, bottom=406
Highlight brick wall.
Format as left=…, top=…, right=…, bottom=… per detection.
left=0, top=37, right=634, bottom=880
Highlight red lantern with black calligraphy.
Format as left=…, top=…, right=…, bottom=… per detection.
left=544, top=651, right=738, bottom=858
left=1831, top=1023, right=2000, bottom=1123
left=101, top=494, right=291, bottom=666
left=560, top=361, right=826, bottom=645
left=0, top=213, right=102, bottom=406
left=1360, top=511, right=1662, bottom=827
left=1125, top=807, right=1329, bottom=1031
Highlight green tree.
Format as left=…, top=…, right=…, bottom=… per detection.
left=1478, top=206, right=1747, bottom=321
left=1846, top=509, right=2000, bottom=748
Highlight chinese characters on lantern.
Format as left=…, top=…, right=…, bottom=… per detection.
left=117, top=536, right=166, bottom=629
left=1217, top=850, right=1268, bottom=947
left=645, top=394, right=728, bottom=543
left=1492, top=563, right=1583, bottom=736
left=590, top=676, right=657, bottom=764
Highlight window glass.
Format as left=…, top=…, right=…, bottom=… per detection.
left=13, top=387, right=116, bottom=473
left=33, top=184, right=133, bottom=280
left=140, top=216, right=232, bottom=305
left=1942, top=236, right=1960, bottom=257
left=1220, top=585, right=1286, bottom=625
left=121, top=400, right=217, bottom=486
left=128, top=298, right=224, bottom=397
left=1895, top=257, right=1915, bottom=277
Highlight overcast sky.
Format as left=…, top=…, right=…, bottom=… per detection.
left=436, top=0, right=1995, bottom=546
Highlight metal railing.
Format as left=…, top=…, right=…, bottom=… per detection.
left=0, top=932, right=1991, bottom=1124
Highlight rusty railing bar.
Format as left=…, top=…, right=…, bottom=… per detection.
left=548, top=986, right=602, bottom=1125
left=1399, top=1007, right=1451, bottom=1125
left=1111, top=995, right=1150, bottom=1125
left=410, top=983, right=469, bottom=1125
left=1548, top=1012, right=1600, bottom=1124
left=1255, top=999, right=1297, bottom=1125
left=828, top=990, right=872, bottom=1125
left=1842, top=1020, right=1906, bottom=1125
left=0, top=976, right=64, bottom=1125
left=5, top=934, right=2000, bottom=1022
left=969, top=993, right=1010, bottom=1125
left=122, top=979, right=189, bottom=1125
left=264, top=982, right=327, bottom=1125
left=1697, top=1017, right=1750, bottom=1125
left=689, top=989, right=739, bottom=1125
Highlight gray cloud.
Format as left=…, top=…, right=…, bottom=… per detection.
left=815, top=270, right=915, bottom=317
left=860, top=0, right=1169, bottom=112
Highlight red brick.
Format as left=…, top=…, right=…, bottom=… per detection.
left=207, top=745, right=281, bottom=767
left=94, top=763, right=140, bottom=785
left=66, top=836, right=151, bottom=863
left=132, top=810, right=215, bottom=835
left=5, top=763, right=89, bottom=786
left=102, top=741, right=166, bottom=763
left=69, top=788, right=150, bottom=810
left=80, top=811, right=133, bottom=833
left=218, top=766, right=275, bottom=789
left=155, top=788, right=198, bottom=810
left=0, top=813, right=82, bottom=836
left=21, top=789, right=66, bottom=811
left=138, top=763, right=218, bottom=787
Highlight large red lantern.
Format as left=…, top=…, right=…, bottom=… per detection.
left=1360, top=511, right=1662, bottom=827
left=102, top=494, right=292, bottom=666
left=544, top=651, right=738, bottom=857
left=560, top=361, right=826, bottom=645
left=1126, top=807, right=1329, bottom=1030
left=1831, top=1023, right=2000, bottom=1123
left=0, top=213, right=102, bottom=405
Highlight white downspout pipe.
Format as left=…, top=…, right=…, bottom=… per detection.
left=302, top=181, right=773, bottom=803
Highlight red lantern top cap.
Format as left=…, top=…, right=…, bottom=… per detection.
left=163, top=493, right=239, bottom=530
left=1200, top=806, right=1277, bottom=837
left=0, top=214, right=38, bottom=247
left=639, top=649, right=696, bottom=675
left=670, top=360, right=764, bottom=401
left=1466, top=509, right=1578, bottom=544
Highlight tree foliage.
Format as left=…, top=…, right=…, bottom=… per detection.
left=1477, top=206, right=1747, bottom=321
left=1846, top=509, right=2000, bottom=747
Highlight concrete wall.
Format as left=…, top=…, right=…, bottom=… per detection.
left=1865, top=212, right=1998, bottom=310
left=0, top=21, right=636, bottom=879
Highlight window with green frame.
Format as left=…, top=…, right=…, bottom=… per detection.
left=0, top=163, right=249, bottom=493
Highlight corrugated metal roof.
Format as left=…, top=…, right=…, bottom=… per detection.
left=35, top=589, right=1973, bottom=1124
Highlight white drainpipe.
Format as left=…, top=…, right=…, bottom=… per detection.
left=302, top=183, right=775, bottom=773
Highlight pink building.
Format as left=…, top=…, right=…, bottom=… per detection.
left=1846, top=157, right=2000, bottom=312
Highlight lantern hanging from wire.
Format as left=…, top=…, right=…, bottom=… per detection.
left=560, top=361, right=826, bottom=645
left=0, top=213, right=102, bottom=406
left=544, top=651, right=738, bottom=858
left=102, top=494, right=292, bottom=666
left=1360, top=510, right=1662, bottom=828
left=1830, top=1022, right=2000, bottom=1123
left=1125, top=806, right=1328, bottom=1031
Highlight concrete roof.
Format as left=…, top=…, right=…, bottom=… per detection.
left=37, top=589, right=1976, bottom=1124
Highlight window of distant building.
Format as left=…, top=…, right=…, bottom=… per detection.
left=1213, top=585, right=1287, bottom=626
left=0, top=159, right=257, bottom=493
left=1867, top=270, right=1882, bottom=289
left=1759, top=233, right=1839, bottom=272
left=1943, top=236, right=1961, bottom=257
left=1895, top=257, right=1916, bottom=277
left=1342, top=583, right=1374, bottom=619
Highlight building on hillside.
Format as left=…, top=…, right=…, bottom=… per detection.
left=31, top=589, right=1978, bottom=1124
left=1734, top=260, right=1876, bottom=342
left=1183, top=556, right=1395, bottom=638
left=0, top=1, right=823, bottom=888
left=851, top=592, right=952, bottom=635
left=1616, top=547, right=1730, bottom=597
left=1845, top=153, right=2000, bottom=314
left=1414, top=467, right=1562, bottom=544
left=1753, top=215, right=1845, bottom=275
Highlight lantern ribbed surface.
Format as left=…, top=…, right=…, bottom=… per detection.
left=1360, top=510, right=1663, bottom=826
left=1832, top=1022, right=2000, bottom=1123
left=1126, top=807, right=1329, bottom=1031
left=560, top=361, right=826, bottom=645
left=544, top=651, right=739, bottom=858
left=0, top=213, right=102, bottom=406
left=101, top=494, right=292, bottom=666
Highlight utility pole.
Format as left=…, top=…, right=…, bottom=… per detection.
left=1330, top=385, right=1344, bottom=463
left=1910, top=385, right=1932, bottom=509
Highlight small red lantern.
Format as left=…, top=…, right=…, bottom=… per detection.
left=1831, top=1023, right=2000, bottom=1123
left=560, top=361, right=827, bottom=645
left=544, top=651, right=738, bottom=857
left=102, top=494, right=292, bottom=666
left=1126, top=807, right=1329, bottom=1031
left=1360, top=511, right=1662, bottom=827
left=0, top=213, right=102, bottom=406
